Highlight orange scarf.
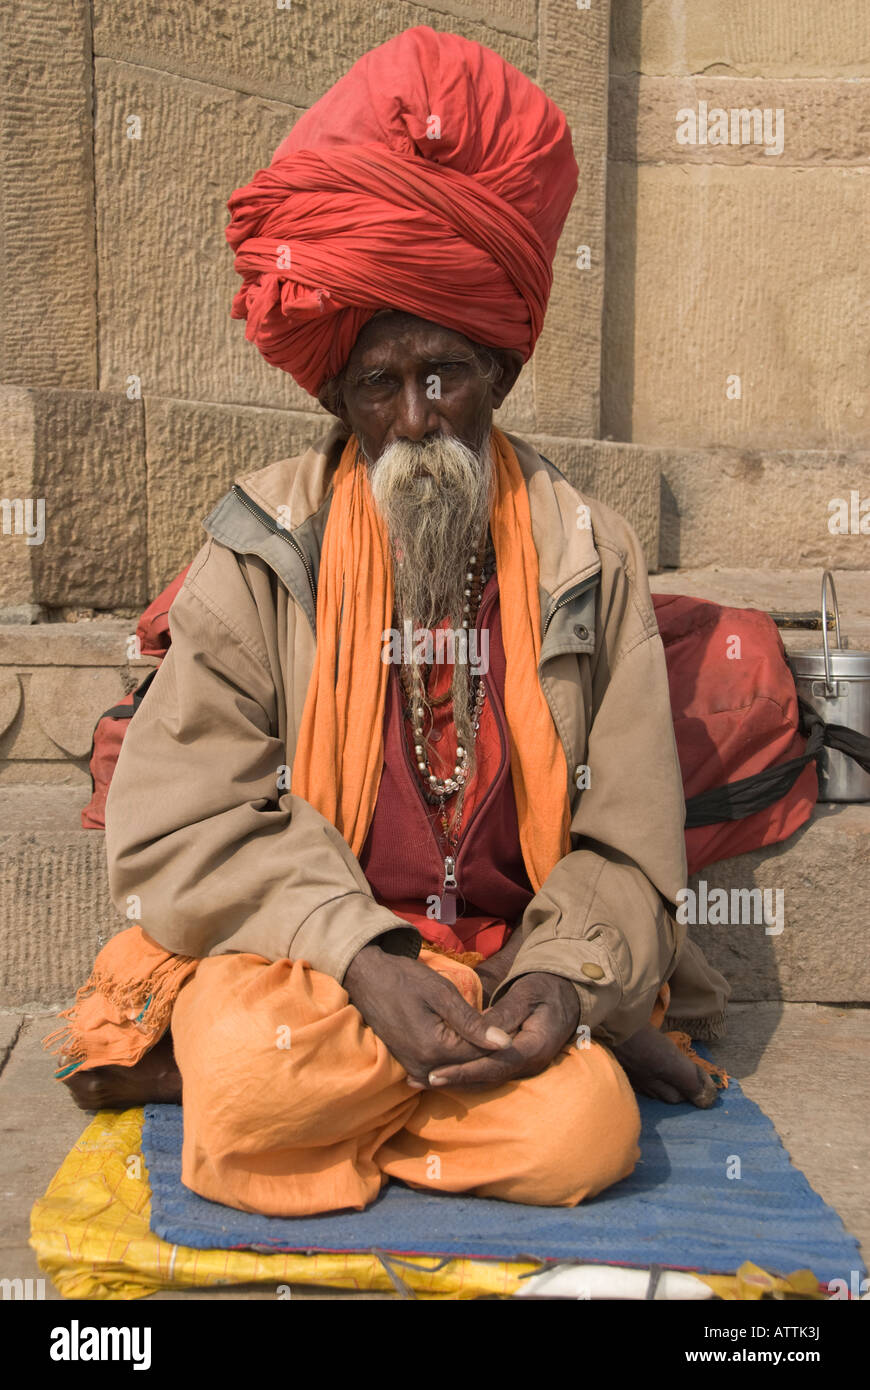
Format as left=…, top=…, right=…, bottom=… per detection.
left=290, top=427, right=571, bottom=894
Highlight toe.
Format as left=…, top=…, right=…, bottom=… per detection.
left=647, top=1081, right=683, bottom=1103
left=690, top=1066, right=718, bottom=1109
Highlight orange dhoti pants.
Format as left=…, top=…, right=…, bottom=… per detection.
left=169, top=948, right=643, bottom=1217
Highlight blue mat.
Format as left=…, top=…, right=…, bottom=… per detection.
left=143, top=1063, right=865, bottom=1283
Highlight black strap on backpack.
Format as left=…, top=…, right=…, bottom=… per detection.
left=100, top=666, right=158, bottom=722
left=84, top=667, right=159, bottom=800
left=684, top=697, right=870, bottom=828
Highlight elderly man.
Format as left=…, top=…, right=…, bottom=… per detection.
left=52, top=27, right=728, bottom=1216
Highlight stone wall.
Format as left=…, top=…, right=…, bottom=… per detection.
left=606, top=1, right=869, bottom=570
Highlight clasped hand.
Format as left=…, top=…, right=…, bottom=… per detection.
left=344, top=944, right=580, bottom=1090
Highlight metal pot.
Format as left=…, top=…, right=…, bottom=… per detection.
left=788, top=571, right=870, bottom=802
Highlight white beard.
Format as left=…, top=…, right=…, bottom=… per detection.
left=366, top=433, right=495, bottom=822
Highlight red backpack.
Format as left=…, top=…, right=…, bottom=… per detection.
left=80, top=567, right=190, bottom=829
left=83, top=572, right=855, bottom=877
left=652, top=594, right=818, bottom=875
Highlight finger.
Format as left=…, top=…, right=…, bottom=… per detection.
left=434, top=987, right=512, bottom=1052
left=406, top=1077, right=426, bottom=1091
left=427, top=1053, right=526, bottom=1090
left=650, top=1081, right=683, bottom=1104
left=482, top=988, right=538, bottom=1038
left=430, top=1023, right=546, bottom=1089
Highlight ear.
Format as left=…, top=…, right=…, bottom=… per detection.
left=490, top=350, right=524, bottom=409
left=317, top=375, right=348, bottom=423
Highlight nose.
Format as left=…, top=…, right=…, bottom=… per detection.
left=391, top=377, right=442, bottom=444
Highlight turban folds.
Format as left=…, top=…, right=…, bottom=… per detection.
left=225, top=26, right=578, bottom=396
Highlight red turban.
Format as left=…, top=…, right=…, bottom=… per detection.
left=225, top=26, right=578, bottom=397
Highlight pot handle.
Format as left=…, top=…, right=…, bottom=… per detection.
left=820, top=569, right=842, bottom=694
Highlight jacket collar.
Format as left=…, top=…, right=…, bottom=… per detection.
left=203, top=421, right=602, bottom=656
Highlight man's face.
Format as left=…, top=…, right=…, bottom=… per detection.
left=333, top=312, right=517, bottom=462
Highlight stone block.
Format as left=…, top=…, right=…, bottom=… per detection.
left=0, top=619, right=146, bottom=785
left=146, top=397, right=327, bottom=591
left=0, top=386, right=147, bottom=610
left=0, top=788, right=125, bottom=1006
left=685, top=804, right=870, bottom=1002
left=611, top=0, right=870, bottom=79
left=93, top=59, right=317, bottom=414
left=601, top=164, right=869, bottom=450
left=0, top=0, right=97, bottom=389
left=610, top=76, right=870, bottom=166
left=658, top=448, right=870, bottom=570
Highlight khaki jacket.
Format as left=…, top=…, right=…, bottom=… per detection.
left=105, top=423, right=729, bottom=1046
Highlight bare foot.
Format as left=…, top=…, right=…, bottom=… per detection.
left=60, top=1032, right=182, bottom=1110
left=611, top=1024, right=718, bottom=1109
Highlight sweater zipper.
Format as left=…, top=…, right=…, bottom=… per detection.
left=231, top=484, right=317, bottom=616
left=396, top=582, right=506, bottom=927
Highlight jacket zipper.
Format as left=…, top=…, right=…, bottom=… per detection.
left=543, top=573, right=598, bottom=635
left=231, top=484, right=318, bottom=614
left=395, top=581, right=506, bottom=926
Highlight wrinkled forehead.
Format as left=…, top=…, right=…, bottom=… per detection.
left=347, top=312, right=479, bottom=369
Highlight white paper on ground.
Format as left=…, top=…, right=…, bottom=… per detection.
left=514, top=1263, right=714, bottom=1300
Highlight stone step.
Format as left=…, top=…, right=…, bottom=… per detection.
left=0, top=785, right=867, bottom=1008
left=684, top=802, right=869, bottom=1004
left=649, top=567, right=870, bottom=653
left=0, top=619, right=155, bottom=785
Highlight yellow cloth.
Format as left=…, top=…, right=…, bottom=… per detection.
left=290, top=427, right=571, bottom=892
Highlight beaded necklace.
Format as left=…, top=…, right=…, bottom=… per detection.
left=398, top=537, right=495, bottom=888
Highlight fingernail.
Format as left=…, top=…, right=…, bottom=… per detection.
left=406, top=1079, right=425, bottom=1090
left=485, top=1026, right=512, bottom=1048
left=428, top=1072, right=447, bottom=1087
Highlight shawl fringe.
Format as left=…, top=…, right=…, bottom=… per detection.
left=42, top=947, right=196, bottom=1073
